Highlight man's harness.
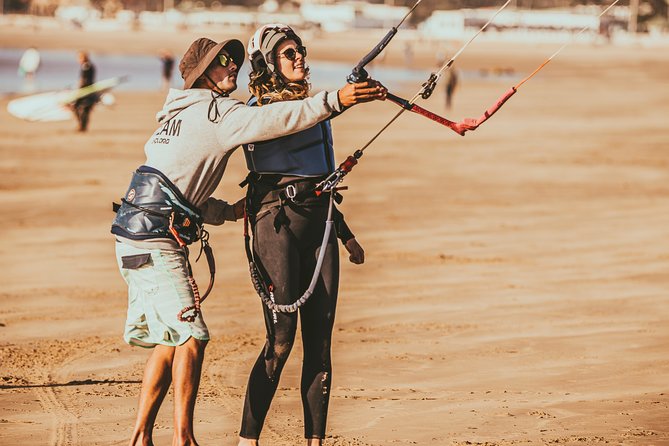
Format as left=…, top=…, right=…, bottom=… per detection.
left=112, top=166, right=215, bottom=322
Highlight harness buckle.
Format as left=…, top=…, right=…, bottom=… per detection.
left=285, top=184, right=297, bottom=202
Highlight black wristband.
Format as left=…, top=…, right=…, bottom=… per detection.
left=333, top=206, right=354, bottom=243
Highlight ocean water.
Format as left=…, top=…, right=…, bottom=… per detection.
left=1, top=48, right=437, bottom=96
left=1, top=47, right=520, bottom=98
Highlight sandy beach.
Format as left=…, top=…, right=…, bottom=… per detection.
left=1, top=26, right=668, bottom=446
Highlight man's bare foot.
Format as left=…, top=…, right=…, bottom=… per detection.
left=129, top=431, right=153, bottom=446
left=237, top=437, right=259, bottom=446
left=173, top=434, right=199, bottom=446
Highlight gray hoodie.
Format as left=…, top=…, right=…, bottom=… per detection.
left=143, top=87, right=342, bottom=225
left=118, top=87, right=342, bottom=249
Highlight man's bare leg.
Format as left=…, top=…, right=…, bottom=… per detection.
left=172, top=337, right=207, bottom=446
left=129, top=344, right=175, bottom=446
left=307, top=439, right=322, bottom=446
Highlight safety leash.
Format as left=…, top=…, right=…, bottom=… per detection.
left=169, top=212, right=216, bottom=323
left=244, top=188, right=335, bottom=314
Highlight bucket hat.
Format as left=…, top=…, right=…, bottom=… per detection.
left=180, top=37, right=245, bottom=89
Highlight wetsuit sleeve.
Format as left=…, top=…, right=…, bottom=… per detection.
left=214, top=90, right=343, bottom=148
left=200, top=197, right=236, bottom=225
left=333, top=206, right=355, bottom=244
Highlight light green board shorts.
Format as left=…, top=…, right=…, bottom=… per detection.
left=115, top=241, right=210, bottom=348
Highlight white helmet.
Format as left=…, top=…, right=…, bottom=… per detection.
left=247, top=23, right=304, bottom=73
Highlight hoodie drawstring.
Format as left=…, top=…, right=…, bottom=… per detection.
left=206, top=74, right=229, bottom=123
left=208, top=90, right=226, bottom=123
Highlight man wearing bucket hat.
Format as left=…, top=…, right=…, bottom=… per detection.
left=111, top=36, right=385, bottom=446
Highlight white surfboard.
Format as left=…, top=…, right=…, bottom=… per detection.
left=7, top=76, right=126, bottom=122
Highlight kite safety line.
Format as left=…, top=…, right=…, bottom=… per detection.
left=387, top=0, right=621, bottom=136
left=514, top=0, right=620, bottom=90
left=418, top=0, right=513, bottom=100
left=316, top=0, right=512, bottom=193
left=454, top=0, right=622, bottom=133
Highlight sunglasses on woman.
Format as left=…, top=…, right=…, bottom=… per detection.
left=217, top=54, right=232, bottom=67
left=278, top=46, right=307, bottom=61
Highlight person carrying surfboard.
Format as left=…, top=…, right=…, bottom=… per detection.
left=110, top=37, right=385, bottom=446
left=74, top=51, right=98, bottom=132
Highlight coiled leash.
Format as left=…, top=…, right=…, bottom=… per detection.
left=243, top=185, right=336, bottom=314
left=169, top=214, right=216, bottom=323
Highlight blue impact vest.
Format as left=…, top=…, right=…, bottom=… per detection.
left=243, top=97, right=335, bottom=177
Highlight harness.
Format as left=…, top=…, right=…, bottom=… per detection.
left=112, top=166, right=215, bottom=322
left=241, top=173, right=341, bottom=314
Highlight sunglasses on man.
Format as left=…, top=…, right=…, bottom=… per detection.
left=278, top=46, right=307, bottom=61
left=217, top=54, right=233, bottom=67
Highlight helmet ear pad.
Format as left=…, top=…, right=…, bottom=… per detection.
left=249, top=50, right=268, bottom=73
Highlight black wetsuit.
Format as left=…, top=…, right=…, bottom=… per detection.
left=161, top=55, right=175, bottom=83
left=240, top=171, right=353, bottom=439
left=74, top=61, right=97, bottom=131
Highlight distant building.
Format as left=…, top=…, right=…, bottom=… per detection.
left=419, top=6, right=629, bottom=42
left=300, top=1, right=409, bottom=32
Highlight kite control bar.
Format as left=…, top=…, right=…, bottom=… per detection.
left=347, top=0, right=422, bottom=84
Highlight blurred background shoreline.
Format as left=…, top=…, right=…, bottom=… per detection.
left=2, top=0, right=668, bottom=96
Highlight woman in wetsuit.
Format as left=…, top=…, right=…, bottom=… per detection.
left=238, top=25, right=386, bottom=446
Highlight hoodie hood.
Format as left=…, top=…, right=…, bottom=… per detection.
left=156, top=88, right=214, bottom=124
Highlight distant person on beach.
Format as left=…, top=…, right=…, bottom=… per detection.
left=73, top=51, right=98, bottom=132
left=237, top=24, right=384, bottom=446
left=18, top=46, right=41, bottom=92
left=404, top=41, right=414, bottom=67
left=160, top=49, right=175, bottom=90
left=110, top=36, right=385, bottom=446
left=436, top=47, right=459, bottom=110
left=444, top=65, right=458, bottom=110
